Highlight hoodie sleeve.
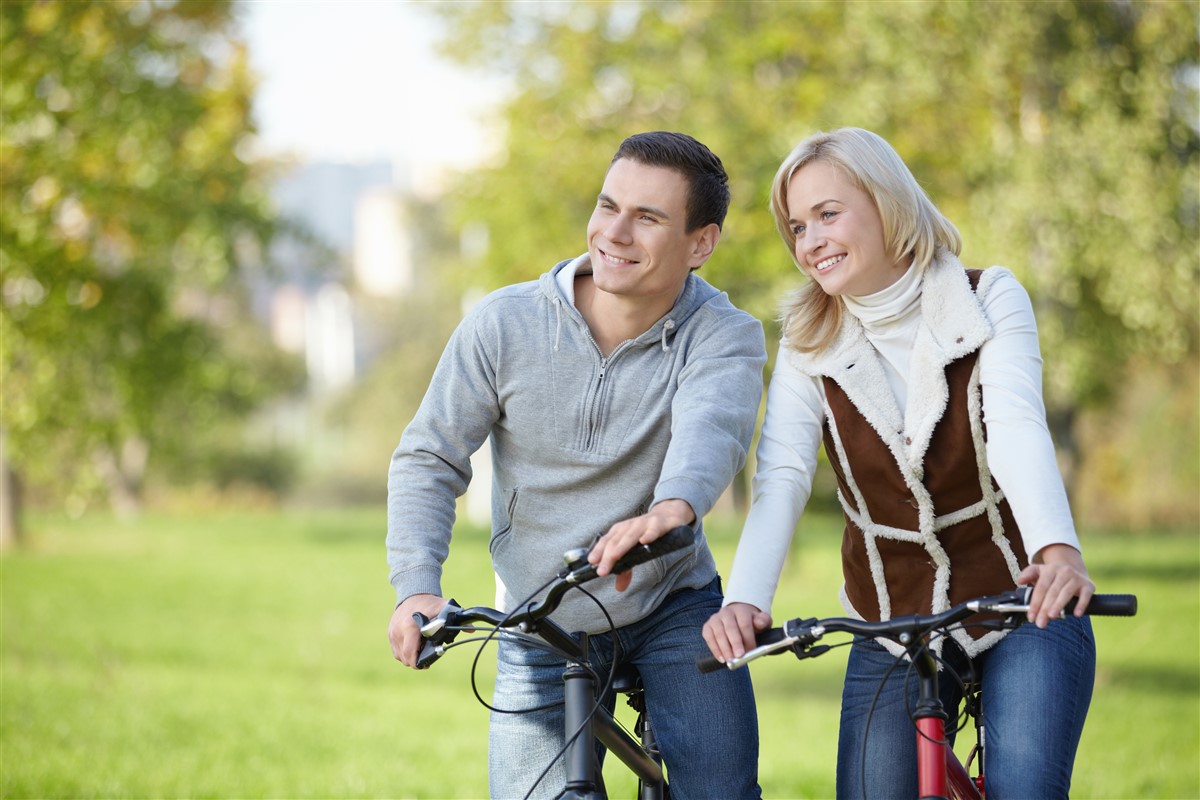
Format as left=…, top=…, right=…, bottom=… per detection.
left=386, top=307, right=500, bottom=605
left=652, top=299, right=767, bottom=520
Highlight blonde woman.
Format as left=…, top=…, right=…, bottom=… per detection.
left=703, top=128, right=1097, bottom=799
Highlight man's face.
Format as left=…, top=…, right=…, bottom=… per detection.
left=586, top=158, right=717, bottom=306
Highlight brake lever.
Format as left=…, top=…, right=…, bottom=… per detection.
left=791, top=643, right=832, bottom=661
left=413, top=598, right=462, bottom=669
left=971, top=614, right=1027, bottom=632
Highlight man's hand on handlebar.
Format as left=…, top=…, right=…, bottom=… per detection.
left=1018, top=543, right=1095, bottom=629
left=588, top=499, right=696, bottom=592
left=389, top=593, right=449, bottom=668
left=702, top=602, right=772, bottom=664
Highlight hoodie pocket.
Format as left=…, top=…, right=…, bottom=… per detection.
left=489, top=487, right=520, bottom=556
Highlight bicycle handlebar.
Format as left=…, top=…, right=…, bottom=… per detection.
left=414, top=525, right=698, bottom=669
left=698, top=588, right=1137, bottom=673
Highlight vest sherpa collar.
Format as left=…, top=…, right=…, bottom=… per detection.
left=791, top=251, right=995, bottom=475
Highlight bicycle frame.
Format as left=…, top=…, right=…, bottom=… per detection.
left=416, top=527, right=698, bottom=798
left=538, top=625, right=666, bottom=798
left=701, top=588, right=1136, bottom=800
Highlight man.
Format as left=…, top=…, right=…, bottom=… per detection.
left=387, top=131, right=765, bottom=799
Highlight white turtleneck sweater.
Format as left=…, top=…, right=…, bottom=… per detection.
left=724, top=265, right=1081, bottom=615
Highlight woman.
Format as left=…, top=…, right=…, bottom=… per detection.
left=703, top=128, right=1097, bottom=799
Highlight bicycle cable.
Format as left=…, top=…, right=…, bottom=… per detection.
left=520, top=583, right=624, bottom=800
left=466, top=573, right=573, bottom=716
left=903, top=629, right=977, bottom=745
left=858, top=625, right=982, bottom=799
left=859, top=638, right=911, bottom=800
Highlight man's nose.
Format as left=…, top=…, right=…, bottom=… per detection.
left=605, top=213, right=634, bottom=244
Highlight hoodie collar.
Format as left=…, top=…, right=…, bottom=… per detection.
left=545, top=254, right=717, bottom=348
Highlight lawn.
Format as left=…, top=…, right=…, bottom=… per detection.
left=2, top=508, right=1196, bottom=798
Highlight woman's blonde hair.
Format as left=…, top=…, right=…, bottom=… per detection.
left=770, top=128, right=962, bottom=354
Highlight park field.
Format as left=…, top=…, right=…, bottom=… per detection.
left=2, top=508, right=1197, bottom=799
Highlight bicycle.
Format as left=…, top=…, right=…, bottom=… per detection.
left=699, top=588, right=1137, bottom=799
left=414, top=525, right=699, bottom=799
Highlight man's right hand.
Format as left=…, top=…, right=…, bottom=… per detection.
left=389, top=593, right=449, bottom=669
left=702, top=602, right=772, bottom=664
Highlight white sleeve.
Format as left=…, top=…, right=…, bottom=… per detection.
left=978, top=270, right=1082, bottom=558
left=723, top=343, right=825, bottom=614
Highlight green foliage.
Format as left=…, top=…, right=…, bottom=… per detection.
left=287, top=196, right=467, bottom=507
left=294, top=287, right=463, bottom=506
left=0, top=1, right=301, bottom=509
left=2, top=509, right=1196, bottom=797
left=428, top=0, right=1199, bottom=522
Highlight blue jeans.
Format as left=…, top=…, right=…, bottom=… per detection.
left=835, top=615, right=1095, bottom=800
left=488, top=577, right=761, bottom=800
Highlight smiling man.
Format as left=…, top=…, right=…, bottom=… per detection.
left=387, top=132, right=766, bottom=798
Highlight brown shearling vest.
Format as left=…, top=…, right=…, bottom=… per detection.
left=821, top=270, right=1029, bottom=649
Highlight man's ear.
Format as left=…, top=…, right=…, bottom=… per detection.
left=687, top=223, right=722, bottom=270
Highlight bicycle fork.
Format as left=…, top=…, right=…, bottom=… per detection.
left=912, top=647, right=951, bottom=800
left=560, top=632, right=665, bottom=799
left=910, top=645, right=982, bottom=800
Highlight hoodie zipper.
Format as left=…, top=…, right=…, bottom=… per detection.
left=582, top=328, right=639, bottom=452
left=584, top=356, right=608, bottom=451
left=573, top=299, right=676, bottom=452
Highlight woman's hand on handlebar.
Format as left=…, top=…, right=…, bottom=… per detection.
left=389, top=593, right=449, bottom=668
left=702, top=602, right=772, bottom=664
left=1019, top=543, right=1095, bottom=629
left=588, top=499, right=696, bottom=592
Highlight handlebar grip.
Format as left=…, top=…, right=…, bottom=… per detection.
left=610, top=526, right=697, bottom=574
left=1068, top=593, right=1138, bottom=617
left=696, top=627, right=789, bottom=673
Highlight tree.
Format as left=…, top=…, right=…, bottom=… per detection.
left=429, top=0, right=1199, bottom=521
left=0, top=1, right=300, bottom=542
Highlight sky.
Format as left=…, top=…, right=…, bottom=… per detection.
left=236, top=1, right=506, bottom=188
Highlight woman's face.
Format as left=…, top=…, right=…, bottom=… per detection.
left=785, top=160, right=908, bottom=297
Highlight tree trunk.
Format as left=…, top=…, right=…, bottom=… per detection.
left=1046, top=405, right=1080, bottom=505
left=97, top=436, right=149, bottom=518
left=0, top=430, right=22, bottom=549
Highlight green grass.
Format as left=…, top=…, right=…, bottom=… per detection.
left=2, top=509, right=1196, bottom=799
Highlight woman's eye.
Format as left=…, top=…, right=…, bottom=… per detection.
left=791, top=224, right=805, bottom=236
left=821, top=210, right=837, bottom=220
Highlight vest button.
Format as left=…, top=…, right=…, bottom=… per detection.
left=905, top=436, right=913, bottom=445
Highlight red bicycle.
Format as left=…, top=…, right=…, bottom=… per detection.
left=699, top=588, right=1137, bottom=799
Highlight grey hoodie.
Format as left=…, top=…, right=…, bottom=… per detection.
left=387, top=255, right=766, bottom=634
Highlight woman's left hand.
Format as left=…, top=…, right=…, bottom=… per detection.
left=1017, top=543, right=1095, bottom=628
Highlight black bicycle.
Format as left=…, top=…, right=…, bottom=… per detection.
left=415, top=526, right=698, bottom=799
left=699, top=588, right=1137, bottom=799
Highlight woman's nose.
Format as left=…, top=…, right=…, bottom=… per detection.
left=799, top=228, right=824, bottom=256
